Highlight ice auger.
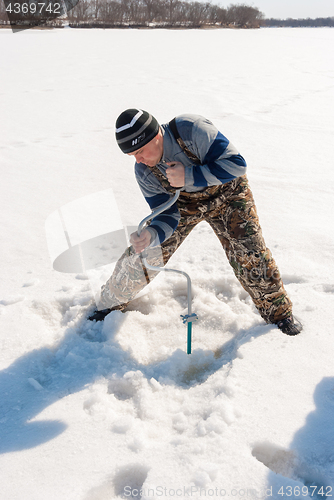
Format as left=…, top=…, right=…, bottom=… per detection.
left=137, top=189, right=198, bottom=354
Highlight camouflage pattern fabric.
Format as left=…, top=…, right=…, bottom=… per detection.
left=100, top=175, right=292, bottom=324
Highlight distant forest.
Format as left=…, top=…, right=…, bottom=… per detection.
left=263, top=17, right=334, bottom=28
left=0, top=0, right=333, bottom=29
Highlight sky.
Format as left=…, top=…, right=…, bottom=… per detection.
left=220, top=0, right=334, bottom=20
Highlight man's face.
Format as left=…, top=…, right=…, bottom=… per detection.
left=128, top=131, right=163, bottom=167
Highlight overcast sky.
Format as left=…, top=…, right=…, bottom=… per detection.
left=220, top=0, right=334, bottom=19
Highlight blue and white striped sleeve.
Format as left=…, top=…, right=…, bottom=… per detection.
left=135, top=163, right=180, bottom=246
left=183, top=117, right=247, bottom=188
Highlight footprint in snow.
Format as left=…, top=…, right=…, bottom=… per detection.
left=0, top=295, right=25, bottom=306
left=84, top=463, right=150, bottom=499
left=281, top=274, right=307, bottom=285
left=320, top=284, right=334, bottom=294
left=107, top=371, right=149, bottom=402
left=311, top=283, right=334, bottom=295
left=22, top=279, right=39, bottom=287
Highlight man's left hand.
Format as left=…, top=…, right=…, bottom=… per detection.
left=166, top=162, right=185, bottom=187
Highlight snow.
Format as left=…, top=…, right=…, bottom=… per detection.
left=1, top=26, right=334, bottom=500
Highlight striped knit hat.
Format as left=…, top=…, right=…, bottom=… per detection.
left=115, top=109, right=159, bottom=154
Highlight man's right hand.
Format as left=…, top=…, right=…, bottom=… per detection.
left=130, top=229, right=152, bottom=254
left=166, top=162, right=185, bottom=187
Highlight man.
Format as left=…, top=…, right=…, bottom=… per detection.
left=89, top=109, right=302, bottom=336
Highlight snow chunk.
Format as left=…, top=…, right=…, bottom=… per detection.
left=22, top=279, right=39, bottom=287
left=0, top=295, right=25, bottom=306
left=112, top=416, right=134, bottom=434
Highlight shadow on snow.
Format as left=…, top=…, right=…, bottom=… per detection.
left=0, top=310, right=269, bottom=454
left=253, top=377, right=334, bottom=499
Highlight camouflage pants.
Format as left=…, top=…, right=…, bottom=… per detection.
left=100, top=175, right=292, bottom=323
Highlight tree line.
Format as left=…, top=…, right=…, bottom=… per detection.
left=262, top=17, right=334, bottom=28
left=68, top=0, right=264, bottom=28
left=0, top=1, right=264, bottom=28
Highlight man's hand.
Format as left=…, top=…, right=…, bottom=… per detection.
left=166, top=162, right=185, bottom=187
left=130, top=229, right=152, bottom=254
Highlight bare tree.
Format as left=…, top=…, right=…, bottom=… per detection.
left=162, top=0, right=180, bottom=24
left=142, top=0, right=164, bottom=23
left=227, top=3, right=263, bottom=28
left=212, top=5, right=228, bottom=25
left=186, top=1, right=211, bottom=26
left=97, top=0, right=124, bottom=24
left=68, top=0, right=91, bottom=22
left=128, top=0, right=145, bottom=24
left=119, top=0, right=131, bottom=23
left=90, top=0, right=101, bottom=20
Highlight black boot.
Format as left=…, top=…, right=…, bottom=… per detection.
left=276, top=315, right=303, bottom=336
left=88, top=303, right=128, bottom=322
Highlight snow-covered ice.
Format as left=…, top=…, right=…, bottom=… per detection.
left=0, top=27, right=334, bottom=500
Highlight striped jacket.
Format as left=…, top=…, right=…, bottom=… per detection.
left=135, top=114, right=247, bottom=247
